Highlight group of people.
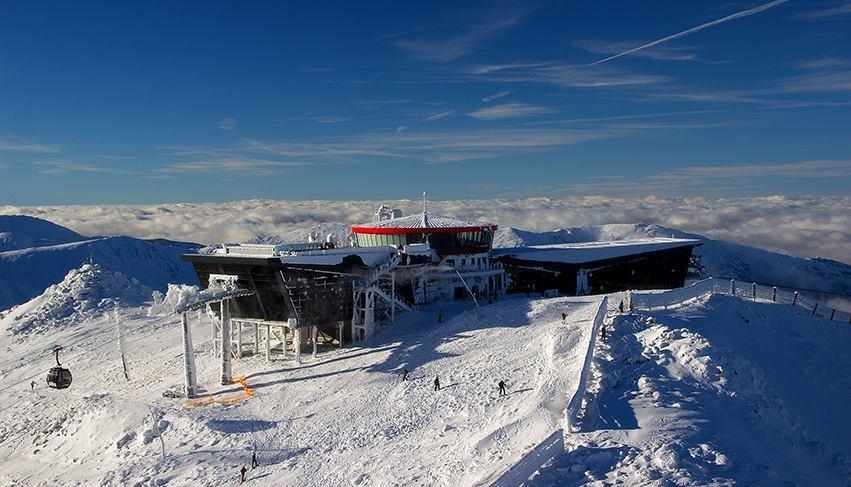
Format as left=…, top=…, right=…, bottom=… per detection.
left=239, top=451, right=260, bottom=483
left=399, top=368, right=509, bottom=397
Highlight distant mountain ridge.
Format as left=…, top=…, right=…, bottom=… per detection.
left=0, top=216, right=200, bottom=312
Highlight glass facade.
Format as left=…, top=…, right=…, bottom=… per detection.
left=356, top=230, right=493, bottom=254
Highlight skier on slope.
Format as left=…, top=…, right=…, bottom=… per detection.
left=240, top=465, right=247, bottom=483
left=562, top=312, right=567, bottom=323
left=433, top=375, right=441, bottom=392
left=619, top=300, right=624, bottom=313
left=498, top=380, right=507, bottom=397
left=252, top=451, right=258, bottom=468
left=400, top=368, right=409, bottom=382
left=30, top=380, right=35, bottom=392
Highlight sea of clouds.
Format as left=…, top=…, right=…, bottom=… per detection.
left=1, top=195, right=848, bottom=264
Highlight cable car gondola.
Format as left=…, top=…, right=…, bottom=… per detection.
left=46, top=347, right=72, bottom=389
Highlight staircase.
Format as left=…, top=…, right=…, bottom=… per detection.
left=351, top=251, right=413, bottom=340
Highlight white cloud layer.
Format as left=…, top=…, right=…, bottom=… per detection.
left=1, top=196, right=848, bottom=264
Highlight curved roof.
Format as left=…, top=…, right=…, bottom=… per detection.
left=352, top=213, right=497, bottom=235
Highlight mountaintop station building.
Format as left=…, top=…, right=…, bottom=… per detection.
left=181, top=205, right=701, bottom=365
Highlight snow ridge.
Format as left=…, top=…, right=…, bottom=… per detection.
left=1, top=263, right=152, bottom=336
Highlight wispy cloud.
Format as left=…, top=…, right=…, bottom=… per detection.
left=0, top=138, right=61, bottom=154
left=482, top=90, right=511, bottom=102
left=157, top=158, right=306, bottom=175
left=564, top=159, right=851, bottom=196
left=35, top=161, right=139, bottom=175
left=575, top=39, right=698, bottom=62
left=218, top=118, right=236, bottom=132
left=793, top=57, right=849, bottom=70
left=469, top=102, right=555, bottom=120
left=796, top=1, right=851, bottom=20
left=590, top=0, right=789, bottom=66
left=395, top=8, right=532, bottom=62
left=395, top=125, right=408, bottom=134
left=423, top=111, right=453, bottom=122
left=769, top=70, right=851, bottom=94
left=468, top=62, right=667, bottom=88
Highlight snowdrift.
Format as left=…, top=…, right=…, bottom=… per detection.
left=0, top=263, right=152, bottom=336
left=530, top=293, right=851, bottom=486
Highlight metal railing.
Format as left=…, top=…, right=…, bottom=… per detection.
left=629, top=277, right=851, bottom=324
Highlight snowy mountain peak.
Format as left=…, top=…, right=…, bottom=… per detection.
left=0, top=215, right=83, bottom=252
left=1, top=263, right=152, bottom=336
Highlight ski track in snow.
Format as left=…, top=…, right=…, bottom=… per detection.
left=0, top=295, right=600, bottom=486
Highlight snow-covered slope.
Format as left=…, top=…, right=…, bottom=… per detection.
left=528, top=294, right=851, bottom=485
left=0, top=215, right=84, bottom=252
left=0, top=263, right=152, bottom=337
left=0, top=295, right=600, bottom=486
left=495, top=223, right=851, bottom=297
left=0, top=221, right=201, bottom=312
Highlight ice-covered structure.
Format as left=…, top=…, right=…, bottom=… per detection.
left=179, top=205, right=701, bottom=363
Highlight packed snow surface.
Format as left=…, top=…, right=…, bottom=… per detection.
left=526, top=294, right=851, bottom=486
left=0, top=294, right=600, bottom=486
left=0, top=264, right=152, bottom=337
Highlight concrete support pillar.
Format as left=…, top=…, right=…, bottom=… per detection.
left=220, top=299, right=232, bottom=385
left=210, top=305, right=218, bottom=357
left=338, top=321, right=344, bottom=349
left=265, top=324, right=271, bottom=362
left=254, top=324, right=260, bottom=356
left=236, top=322, right=243, bottom=358
left=311, top=325, right=318, bottom=359
left=292, top=318, right=301, bottom=364
left=181, top=312, right=198, bottom=398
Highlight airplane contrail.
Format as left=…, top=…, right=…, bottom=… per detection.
left=590, top=0, right=789, bottom=66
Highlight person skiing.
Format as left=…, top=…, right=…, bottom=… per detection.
left=561, top=312, right=567, bottom=323
left=619, top=300, right=624, bottom=313
left=400, top=368, right=409, bottom=382
left=240, top=465, right=247, bottom=483
left=30, top=380, right=35, bottom=392
left=601, top=325, right=607, bottom=340
left=498, top=380, right=507, bottom=397
left=433, top=375, right=441, bottom=392
left=252, top=451, right=258, bottom=468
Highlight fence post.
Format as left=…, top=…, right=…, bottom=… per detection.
left=730, top=279, right=736, bottom=295
left=792, top=291, right=798, bottom=307
left=812, top=303, right=818, bottom=316
left=752, top=283, right=757, bottom=301
left=772, top=287, right=777, bottom=302
left=830, top=309, right=836, bottom=320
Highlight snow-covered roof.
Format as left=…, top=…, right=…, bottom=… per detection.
left=492, top=238, right=702, bottom=265
left=279, top=246, right=396, bottom=267
left=352, top=213, right=496, bottom=234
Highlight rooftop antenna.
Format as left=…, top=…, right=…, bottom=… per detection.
left=421, top=192, right=429, bottom=228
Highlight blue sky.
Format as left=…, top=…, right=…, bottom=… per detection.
left=1, top=0, right=850, bottom=204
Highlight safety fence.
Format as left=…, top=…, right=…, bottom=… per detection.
left=565, top=296, right=608, bottom=433
left=629, top=277, right=851, bottom=324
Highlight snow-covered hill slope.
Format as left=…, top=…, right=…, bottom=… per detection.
left=495, top=223, right=851, bottom=297
left=0, top=236, right=199, bottom=313
left=0, top=215, right=84, bottom=252
left=0, top=264, right=152, bottom=337
left=527, top=294, right=851, bottom=486
left=0, top=296, right=600, bottom=486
